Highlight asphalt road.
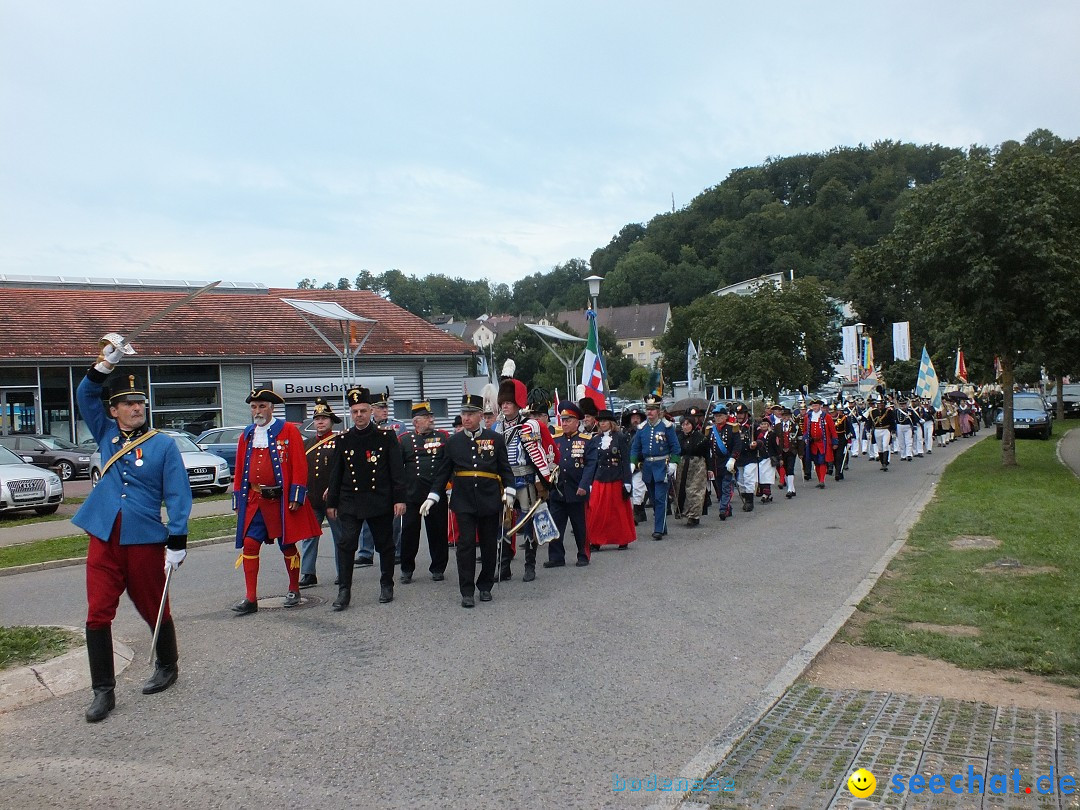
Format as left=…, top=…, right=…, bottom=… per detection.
left=0, top=439, right=976, bottom=809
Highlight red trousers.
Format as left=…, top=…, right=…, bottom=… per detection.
left=86, top=516, right=169, bottom=631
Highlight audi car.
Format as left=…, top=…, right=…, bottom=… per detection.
left=90, top=430, right=232, bottom=494
left=0, top=434, right=91, bottom=480
left=0, top=444, right=65, bottom=516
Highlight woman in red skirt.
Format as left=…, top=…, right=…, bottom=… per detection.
left=586, top=409, right=637, bottom=550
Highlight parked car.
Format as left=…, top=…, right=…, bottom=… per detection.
left=194, top=426, right=246, bottom=473
left=0, top=444, right=65, bottom=516
left=995, top=392, right=1053, bottom=440
left=1047, top=384, right=1080, bottom=419
left=90, top=430, right=232, bottom=494
left=0, top=434, right=92, bottom=480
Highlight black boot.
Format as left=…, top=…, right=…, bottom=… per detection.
left=633, top=504, right=647, bottom=524
left=741, top=493, right=754, bottom=512
left=497, top=539, right=513, bottom=581
left=523, top=540, right=536, bottom=582
left=85, top=625, right=115, bottom=723
left=142, top=619, right=179, bottom=695
left=332, top=586, right=351, bottom=611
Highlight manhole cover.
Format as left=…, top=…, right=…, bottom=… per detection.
left=254, top=593, right=326, bottom=611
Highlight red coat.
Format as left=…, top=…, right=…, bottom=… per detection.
left=233, top=420, right=322, bottom=547
left=800, top=411, right=838, bottom=463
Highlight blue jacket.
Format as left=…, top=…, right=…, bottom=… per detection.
left=73, top=370, right=191, bottom=545
left=629, top=419, right=681, bottom=483
left=551, top=431, right=598, bottom=503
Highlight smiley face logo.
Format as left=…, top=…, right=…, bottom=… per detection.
left=847, top=768, right=876, bottom=798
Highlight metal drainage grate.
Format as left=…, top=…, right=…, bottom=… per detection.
left=254, top=593, right=326, bottom=611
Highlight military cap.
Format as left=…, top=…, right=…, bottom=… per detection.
left=372, top=388, right=391, bottom=407
left=246, top=383, right=284, bottom=405
left=106, top=372, right=147, bottom=405
left=527, top=387, right=551, bottom=413
left=713, top=404, right=728, bottom=415
left=346, top=386, right=372, bottom=406
left=452, top=414, right=463, bottom=427
left=311, top=396, right=342, bottom=423
left=559, top=402, right=584, bottom=420
left=460, top=394, right=485, bottom=413
left=644, top=394, right=664, bottom=408
left=411, top=401, right=433, bottom=416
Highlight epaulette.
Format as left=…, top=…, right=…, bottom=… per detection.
left=662, top=419, right=674, bottom=428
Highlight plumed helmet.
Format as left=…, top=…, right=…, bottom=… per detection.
left=498, top=378, right=527, bottom=409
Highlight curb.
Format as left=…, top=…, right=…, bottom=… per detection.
left=0, top=628, right=134, bottom=714
left=652, top=437, right=984, bottom=810
left=0, top=534, right=236, bottom=578
left=1055, top=427, right=1079, bottom=480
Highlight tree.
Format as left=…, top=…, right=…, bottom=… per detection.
left=658, top=278, right=840, bottom=400
left=851, top=132, right=1080, bottom=466
left=881, top=359, right=919, bottom=394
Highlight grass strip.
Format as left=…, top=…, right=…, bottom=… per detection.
left=0, top=625, right=83, bottom=670
left=848, top=435, right=1080, bottom=685
left=0, top=515, right=237, bottom=569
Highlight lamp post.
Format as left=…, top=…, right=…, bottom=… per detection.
left=585, top=274, right=604, bottom=312
left=583, top=274, right=609, bottom=408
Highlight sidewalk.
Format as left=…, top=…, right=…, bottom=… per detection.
left=668, top=429, right=1080, bottom=809
left=0, top=497, right=234, bottom=548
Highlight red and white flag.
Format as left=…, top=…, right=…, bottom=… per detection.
left=955, top=348, right=968, bottom=383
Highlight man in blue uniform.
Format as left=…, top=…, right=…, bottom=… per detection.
left=546, top=401, right=598, bottom=567
left=75, top=340, right=192, bottom=723
left=629, top=394, right=681, bottom=540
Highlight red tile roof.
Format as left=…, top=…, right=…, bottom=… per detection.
left=0, top=287, right=473, bottom=360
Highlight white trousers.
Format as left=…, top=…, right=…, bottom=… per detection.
left=897, top=424, right=914, bottom=459
left=921, top=422, right=934, bottom=453
left=874, top=428, right=892, bottom=464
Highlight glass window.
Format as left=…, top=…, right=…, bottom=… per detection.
left=154, top=410, right=221, bottom=436
left=0, top=367, right=36, bottom=386
left=152, top=384, right=221, bottom=409
left=430, top=399, right=449, bottom=418
left=393, top=399, right=412, bottom=421
left=150, top=365, right=220, bottom=383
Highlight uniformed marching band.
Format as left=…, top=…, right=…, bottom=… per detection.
left=75, top=330, right=966, bottom=720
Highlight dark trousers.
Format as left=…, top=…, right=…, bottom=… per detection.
left=86, top=516, right=168, bottom=631
left=400, top=498, right=449, bottom=575
left=454, top=511, right=498, bottom=596
left=337, top=512, right=395, bottom=589
left=547, top=497, right=588, bottom=563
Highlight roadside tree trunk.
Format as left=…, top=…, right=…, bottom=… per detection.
left=1000, top=357, right=1016, bottom=467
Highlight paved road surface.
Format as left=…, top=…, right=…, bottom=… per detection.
left=0, top=439, right=976, bottom=809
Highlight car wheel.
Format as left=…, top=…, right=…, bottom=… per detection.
left=91, top=468, right=101, bottom=487
left=57, top=461, right=73, bottom=481
left=995, top=427, right=1002, bottom=440
left=35, top=505, right=59, bottom=516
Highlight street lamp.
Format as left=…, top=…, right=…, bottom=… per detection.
left=585, top=275, right=604, bottom=311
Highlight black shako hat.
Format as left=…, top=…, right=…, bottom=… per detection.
left=346, top=386, right=372, bottom=406
left=106, top=373, right=147, bottom=405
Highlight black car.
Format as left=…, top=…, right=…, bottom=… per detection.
left=0, top=434, right=92, bottom=480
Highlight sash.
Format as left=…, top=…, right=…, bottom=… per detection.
left=305, top=433, right=338, bottom=456
left=101, top=429, right=160, bottom=477
left=711, top=425, right=728, bottom=455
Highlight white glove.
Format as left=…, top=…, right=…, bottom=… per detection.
left=419, top=497, right=436, bottom=517
left=102, top=342, right=126, bottom=366
left=164, top=548, right=186, bottom=572
left=725, top=458, right=736, bottom=474
left=503, top=490, right=517, bottom=510
left=667, top=462, right=678, bottom=478
left=623, top=482, right=632, bottom=493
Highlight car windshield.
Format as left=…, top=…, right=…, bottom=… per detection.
left=171, top=435, right=202, bottom=453
left=1013, top=395, right=1044, bottom=408
left=37, top=436, right=79, bottom=450
left=0, top=445, right=28, bottom=465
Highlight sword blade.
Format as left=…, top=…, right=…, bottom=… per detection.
left=149, top=565, right=175, bottom=664
left=126, top=280, right=221, bottom=344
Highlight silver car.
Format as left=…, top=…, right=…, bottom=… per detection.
left=0, top=444, right=65, bottom=516
left=90, top=430, right=232, bottom=495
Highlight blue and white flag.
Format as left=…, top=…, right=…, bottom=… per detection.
left=915, top=346, right=941, bottom=408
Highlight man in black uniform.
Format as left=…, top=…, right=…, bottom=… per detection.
left=868, top=395, right=896, bottom=471
left=420, top=394, right=514, bottom=608
left=398, top=402, right=451, bottom=583
left=326, top=386, right=406, bottom=610
left=299, top=397, right=342, bottom=588
left=546, top=401, right=597, bottom=567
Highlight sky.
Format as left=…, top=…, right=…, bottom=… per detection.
left=2, top=1, right=1079, bottom=292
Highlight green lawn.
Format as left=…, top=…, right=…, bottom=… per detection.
left=847, top=434, right=1080, bottom=685
left=0, top=625, right=83, bottom=670
left=0, top=515, right=237, bottom=569
left=0, top=510, right=68, bottom=527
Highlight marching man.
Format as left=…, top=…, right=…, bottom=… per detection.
left=74, top=336, right=192, bottom=722
left=629, top=394, right=681, bottom=539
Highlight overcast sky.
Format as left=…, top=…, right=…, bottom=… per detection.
left=2, top=1, right=1078, bottom=292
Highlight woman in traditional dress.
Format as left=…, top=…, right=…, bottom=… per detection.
left=586, top=409, right=636, bottom=550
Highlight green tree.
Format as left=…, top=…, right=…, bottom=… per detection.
left=852, top=132, right=1080, bottom=465
left=881, top=359, right=919, bottom=393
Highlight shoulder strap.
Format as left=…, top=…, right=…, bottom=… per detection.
left=305, top=432, right=338, bottom=455
left=101, top=429, right=161, bottom=477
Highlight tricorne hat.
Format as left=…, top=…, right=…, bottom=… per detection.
left=246, top=383, right=284, bottom=405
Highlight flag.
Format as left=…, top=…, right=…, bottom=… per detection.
left=841, top=325, right=859, bottom=369
left=647, top=365, right=665, bottom=398
left=687, top=339, right=702, bottom=397
left=859, top=336, right=875, bottom=379
left=476, top=353, right=489, bottom=379
left=892, top=322, right=911, bottom=361
left=915, top=346, right=941, bottom=408
left=553, top=388, right=562, bottom=432
left=955, top=347, right=968, bottom=383
left=994, top=356, right=1003, bottom=380
left=580, top=308, right=607, bottom=410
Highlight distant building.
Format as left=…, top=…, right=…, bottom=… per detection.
left=713, top=272, right=786, bottom=297
left=554, top=303, right=671, bottom=366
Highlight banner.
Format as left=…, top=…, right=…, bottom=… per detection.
left=892, top=322, right=911, bottom=361
left=580, top=308, right=607, bottom=410
left=841, top=325, right=859, bottom=370
left=859, top=336, right=875, bottom=379
left=687, top=339, right=703, bottom=397
left=994, top=356, right=1003, bottom=380
left=915, top=346, right=941, bottom=409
